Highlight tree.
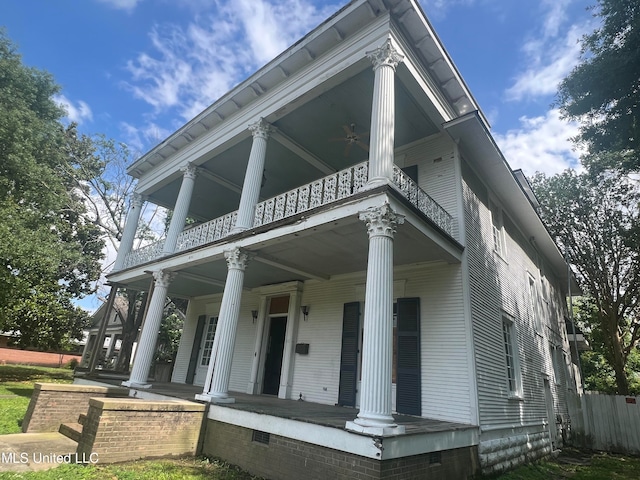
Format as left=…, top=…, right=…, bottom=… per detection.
left=556, top=0, right=640, bottom=173
left=575, top=298, right=640, bottom=394
left=532, top=169, right=640, bottom=394
left=0, top=31, right=104, bottom=349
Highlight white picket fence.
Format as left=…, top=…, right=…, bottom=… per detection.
left=568, top=391, right=640, bottom=454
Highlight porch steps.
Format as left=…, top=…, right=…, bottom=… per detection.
left=58, top=422, right=82, bottom=443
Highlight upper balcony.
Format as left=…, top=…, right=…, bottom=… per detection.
left=122, top=162, right=455, bottom=271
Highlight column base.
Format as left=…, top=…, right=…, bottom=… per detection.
left=345, top=420, right=406, bottom=436
left=230, top=226, right=249, bottom=235
left=121, top=380, right=152, bottom=389
left=364, top=177, right=392, bottom=190
left=195, top=393, right=236, bottom=404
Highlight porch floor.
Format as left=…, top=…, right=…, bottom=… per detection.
left=78, top=374, right=475, bottom=436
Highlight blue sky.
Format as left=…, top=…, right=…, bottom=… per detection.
left=2, top=0, right=594, bottom=176
left=1, top=0, right=594, bottom=310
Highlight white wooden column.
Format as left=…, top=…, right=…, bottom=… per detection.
left=113, top=193, right=145, bottom=271
left=366, top=38, right=404, bottom=187
left=232, top=118, right=272, bottom=232
left=346, top=203, right=405, bottom=436
left=163, top=163, right=198, bottom=255
left=196, top=248, right=251, bottom=403
left=122, top=270, right=174, bottom=388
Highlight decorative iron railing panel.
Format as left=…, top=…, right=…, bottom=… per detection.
left=391, top=165, right=453, bottom=236
left=175, top=211, right=238, bottom=253
left=253, top=161, right=369, bottom=227
left=122, top=239, right=165, bottom=270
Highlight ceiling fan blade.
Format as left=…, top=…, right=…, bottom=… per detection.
left=328, top=137, right=347, bottom=142
left=344, top=143, right=353, bottom=157
left=359, top=131, right=370, bottom=139
left=342, top=124, right=353, bottom=135
left=356, top=141, right=369, bottom=152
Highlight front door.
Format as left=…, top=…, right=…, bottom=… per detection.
left=193, top=316, right=218, bottom=386
left=262, top=316, right=287, bottom=395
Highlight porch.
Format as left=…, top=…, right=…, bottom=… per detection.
left=74, top=375, right=478, bottom=462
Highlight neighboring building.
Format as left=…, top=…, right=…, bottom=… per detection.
left=80, top=296, right=128, bottom=369
left=106, top=0, right=579, bottom=477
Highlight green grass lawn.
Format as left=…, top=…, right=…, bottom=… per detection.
left=486, top=451, right=640, bottom=480
left=0, top=365, right=74, bottom=434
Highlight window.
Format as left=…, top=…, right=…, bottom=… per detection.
left=489, top=199, right=506, bottom=257
left=502, top=316, right=522, bottom=398
left=200, top=316, right=218, bottom=366
left=528, top=274, right=543, bottom=334
left=550, top=344, right=563, bottom=386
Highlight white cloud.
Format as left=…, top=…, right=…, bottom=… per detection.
left=494, top=109, right=583, bottom=176
left=419, top=0, right=475, bottom=18
left=54, top=94, right=93, bottom=124
left=505, top=1, right=592, bottom=102
left=123, top=0, right=339, bottom=122
left=96, top=0, right=143, bottom=12
left=121, top=121, right=172, bottom=154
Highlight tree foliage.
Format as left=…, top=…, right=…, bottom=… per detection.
left=557, top=0, right=640, bottom=173
left=532, top=169, right=640, bottom=394
left=0, top=30, right=103, bottom=349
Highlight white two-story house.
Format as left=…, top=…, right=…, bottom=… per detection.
left=105, top=0, right=579, bottom=478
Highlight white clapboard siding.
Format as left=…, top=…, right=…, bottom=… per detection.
left=569, top=392, right=640, bottom=455
left=463, top=170, right=571, bottom=430
left=405, top=263, right=472, bottom=424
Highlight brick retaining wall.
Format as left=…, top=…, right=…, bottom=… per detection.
left=202, top=420, right=479, bottom=480
left=77, top=398, right=206, bottom=463
left=22, top=383, right=130, bottom=433
left=0, top=347, right=81, bottom=367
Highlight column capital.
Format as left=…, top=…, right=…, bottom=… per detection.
left=366, top=38, right=404, bottom=71
left=224, top=248, right=252, bottom=271
left=180, top=162, right=198, bottom=180
left=248, top=118, right=272, bottom=140
left=131, top=192, right=146, bottom=208
left=152, top=269, right=175, bottom=288
left=359, top=203, right=405, bottom=239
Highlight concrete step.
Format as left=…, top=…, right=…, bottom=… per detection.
left=58, top=423, right=82, bottom=443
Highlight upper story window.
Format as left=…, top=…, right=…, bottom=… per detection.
left=502, top=315, right=523, bottom=398
left=528, top=274, right=543, bottom=334
left=550, top=343, right=564, bottom=386
left=489, top=198, right=506, bottom=257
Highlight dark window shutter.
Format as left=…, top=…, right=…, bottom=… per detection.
left=338, top=302, right=360, bottom=407
left=186, top=315, right=207, bottom=384
left=396, top=298, right=421, bottom=416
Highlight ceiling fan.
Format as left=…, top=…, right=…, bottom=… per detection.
left=329, top=123, right=369, bottom=157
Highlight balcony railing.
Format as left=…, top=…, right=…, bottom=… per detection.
left=253, top=161, right=369, bottom=227
left=121, top=161, right=453, bottom=270
left=391, top=166, right=453, bottom=236
left=122, top=238, right=165, bottom=270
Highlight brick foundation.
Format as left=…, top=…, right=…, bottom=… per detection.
left=77, top=398, right=206, bottom=463
left=22, top=383, right=130, bottom=433
left=202, top=420, right=479, bottom=480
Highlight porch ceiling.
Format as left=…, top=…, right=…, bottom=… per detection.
left=121, top=211, right=459, bottom=299
left=145, top=66, right=440, bottom=222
